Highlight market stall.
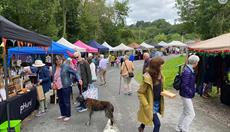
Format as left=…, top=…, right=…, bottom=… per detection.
left=0, top=16, right=52, bottom=128
left=158, top=41, right=168, bottom=47
left=102, top=42, right=116, bottom=51
left=74, top=40, right=98, bottom=53
left=140, top=42, right=155, bottom=49
left=88, top=40, right=109, bottom=52
left=57, top=37, right=86, bottom=52
left=127, top=42, right=140, bottom=49
left=168, top=40, right=187, bottom=47
left=7, top=41, right=75, bottom=65
left=113, top=43, right=134, bottom=51
left=0, top=88, right=37, bottom=124
left=189, top=33, right=230, bottom=106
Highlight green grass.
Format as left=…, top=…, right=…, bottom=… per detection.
left=135, top=55, right=186, bottom=89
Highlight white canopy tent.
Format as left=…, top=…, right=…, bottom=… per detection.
left=168, top=41, right=188, bottom=47
left=102, top=42, right=116, bottom=51
left=57, top=37, right=86, bottom=52
left=158, top=41, right=168, bottom=47
left=140, top=42, right=155, bottom=49
left=113, top=43, right=134, bottom=51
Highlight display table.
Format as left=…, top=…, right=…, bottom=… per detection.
left=0, top=87, right=37, bottom=124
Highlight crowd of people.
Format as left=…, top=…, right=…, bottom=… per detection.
left=21, top=51, right=201, bottom=132
left=24, top=52, right=138, bottom=122
left=137, top=53, right=200, bottom=132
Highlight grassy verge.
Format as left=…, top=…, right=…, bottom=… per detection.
left=135, top=55, right=186, bottom=89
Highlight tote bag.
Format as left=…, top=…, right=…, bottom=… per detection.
left=36, top=85, right=45, bottom=101
left=82, top=84, right=98, bottom=99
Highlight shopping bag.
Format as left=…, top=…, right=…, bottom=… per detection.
left=36, top=85, right=45, bottom=101
left=82, top=84, right=98, bottom=99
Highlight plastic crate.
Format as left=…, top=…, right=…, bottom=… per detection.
left=0, top=120, right=21, bottom=132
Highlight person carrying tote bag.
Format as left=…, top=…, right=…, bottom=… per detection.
left=33, top=60, right=51, bottom=117
left=120, top=55, right=134, bottom=95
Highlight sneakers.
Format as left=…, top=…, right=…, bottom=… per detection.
left=63, top=117, right=70, bottom=121
left=77, top=107, right=87, bottom=112
left=36, top=111, right=46, bottom=117
left=76, top=106, right=82, bottom=110
left=127, top=92, right=132, bottom=96
left=175, top=127, right=182, bottom=132
left=57, top=116, right=65, bottom=120
left=124, top=92, right=132, bottom=96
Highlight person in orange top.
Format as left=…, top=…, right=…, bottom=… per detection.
left=120, top=55, right=134, bottom=95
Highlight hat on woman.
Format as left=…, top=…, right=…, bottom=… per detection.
left=32, top=60, right=45, bottom=67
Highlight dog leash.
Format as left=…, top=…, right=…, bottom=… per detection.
left=80, top=84, right=83, bottom=95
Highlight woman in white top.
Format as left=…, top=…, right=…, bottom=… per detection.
left=88, top=58, right=97, bottom=82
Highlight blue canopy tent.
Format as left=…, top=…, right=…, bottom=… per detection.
left=8, top=41, right=74, bottom=65
left=88, top=40, right=109, bottom=52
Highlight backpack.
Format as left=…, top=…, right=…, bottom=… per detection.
left=173, top=73, right=182, bottom=90
left=173, top=64, right=184, bottom=90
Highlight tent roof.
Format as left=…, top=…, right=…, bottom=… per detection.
left=140, top=42, right=155, bottom=49
left=57, top=37, right=86, bottom=52
left=8, top=41, right=75, bottom=65
left=74, top=40, right=98, bottom=53
left=158, top=41, right=168, bottom=47
left=0, top=16, right=51, bottom=46
left=102, top=42, right=116, bottom=51
left=113, top=43, right=134, bottom=51
left=88, top=40, right=109, bottom=52
left=127, top=43, right=140, bottom=49
left=168, top=41, right=187, bottom=47
left=189, top=33, right=230, bottom=51
left=150, top=43, right=163, bottom=48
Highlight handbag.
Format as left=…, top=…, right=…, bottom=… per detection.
left=36, top=85, right=45, bottom=101
left=124, top=62, right=134, bottom=78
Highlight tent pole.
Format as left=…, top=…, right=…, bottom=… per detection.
left=3, top=38, right=10, bottom=130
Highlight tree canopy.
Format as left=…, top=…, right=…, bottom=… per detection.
left=2, top=0, right=225, bottom=46
left=176, top=0, right=230, bottom=39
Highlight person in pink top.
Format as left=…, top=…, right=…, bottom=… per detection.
left=52, top=56, right=64, bottom=119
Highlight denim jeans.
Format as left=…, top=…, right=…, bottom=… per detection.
left=153, top=113, right=160, bottom=132
left=57, top=86, right=71, bottom=117
left=139, top=113, right=161, bottom=132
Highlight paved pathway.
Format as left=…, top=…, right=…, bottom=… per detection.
left=21, top=55, right=230, bottom=132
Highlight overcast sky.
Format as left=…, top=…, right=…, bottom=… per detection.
left=106, top=0, right=179, bottom=25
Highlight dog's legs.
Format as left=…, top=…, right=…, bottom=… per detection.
left=110, top=114, right=114, bottom=126
left=105, top=109, right=114, bottom=126
left=86, top=111, right=93, bottom=126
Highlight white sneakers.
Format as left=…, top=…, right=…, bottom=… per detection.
left=57, top=116, right=65, bottom=119
left=63, top=117, right=70, bottom=121
left=36, top=111, right=46, bottom=117
left=57, top=116, right=70, bottom=121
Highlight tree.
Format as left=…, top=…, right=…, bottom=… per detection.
left=114, top=0, right=129, bottom=27
left=0, top=0, right=59, bottom=39
left=176, top=0, right=230, bottom=39
left=154, top=33, right=167, bottom=43
left=168, top=33, right=182, bottom=41
left=0, top=0, right=132, bottom=45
